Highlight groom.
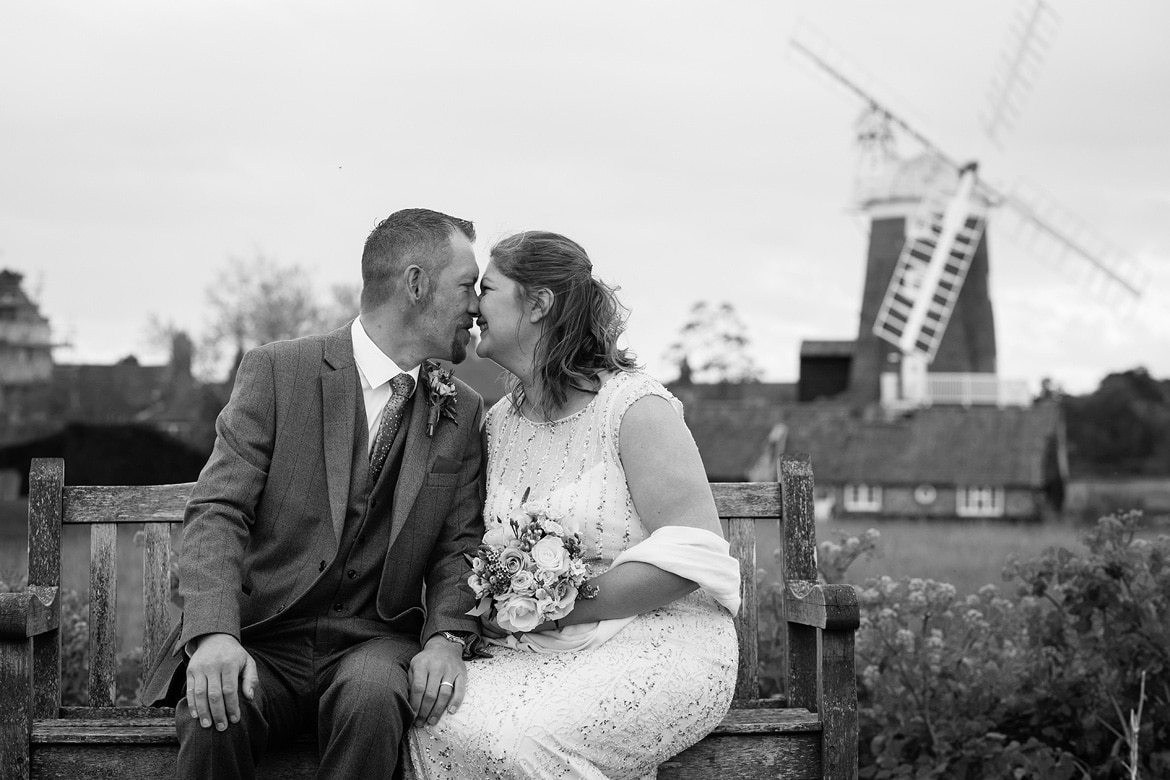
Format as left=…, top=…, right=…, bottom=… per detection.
left=141, top=208, right=487, bottom=779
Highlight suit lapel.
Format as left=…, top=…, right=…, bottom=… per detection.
left=388, top=385, right=434, bottom=551
left=322, top=326, right=358, bottom=543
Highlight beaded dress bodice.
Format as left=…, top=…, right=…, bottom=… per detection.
left=483, top=371, right=682, bottom=566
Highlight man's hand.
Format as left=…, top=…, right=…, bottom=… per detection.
left=408, top=636, right=467, bottom=727
left=185, top=633, right=260, bottom=732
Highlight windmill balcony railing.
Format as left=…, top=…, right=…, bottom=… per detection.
left=880, top=371, right=1032, bottom=409
left=925, top=373, right=1031, bottom=407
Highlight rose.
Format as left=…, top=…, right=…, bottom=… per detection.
left=499, top=547, right=529, bottom=575
left=495, top=595, right=542, bottom=633
left=530, top=536, right=570, bottom=575
left=538, top=518, right=566, bottom=537
left=483, top=521, right=516, bottom=548
left=468, top=573, right=487, bottom=598
left=509, top=570, right=537, bottom=595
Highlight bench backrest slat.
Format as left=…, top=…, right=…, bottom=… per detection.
left=726, top=517, right=758, bottom=701
left=62, top=484, right=192, bottom=525
left=142, top=523, right=174, bottom=678
left=709, top=482, right=783, bottom=517
left=87, top=523, right=119, bottom=707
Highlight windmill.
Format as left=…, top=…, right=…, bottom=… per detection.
left=790, top=2, right=1148, bottom=409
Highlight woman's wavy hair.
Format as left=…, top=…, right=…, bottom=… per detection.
left=490, top=231, right=639, bottom=418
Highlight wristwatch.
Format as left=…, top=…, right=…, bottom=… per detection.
left=435, top=630, right=491, bottom=660
left=438, top=631, right=469, bottom=647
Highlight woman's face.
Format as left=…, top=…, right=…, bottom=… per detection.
left=475, top=260, right=536, bottom=372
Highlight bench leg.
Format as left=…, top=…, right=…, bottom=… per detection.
left=0, top=637, right=32, bottom=780
left=820, top=629, right=858, bottom=779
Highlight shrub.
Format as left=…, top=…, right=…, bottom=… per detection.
left=855, top=576, right=1079, bottom=778
left=759, top=511, right=1169, bottom=778
left=1005, top=510, right=1170, bottom=777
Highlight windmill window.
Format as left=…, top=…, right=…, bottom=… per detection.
left=957, top=486, right=1005, bottom=517
left=844, top=483, right=882, bottom=512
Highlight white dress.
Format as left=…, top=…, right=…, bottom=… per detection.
left=405, top=371, right=738, bottom=780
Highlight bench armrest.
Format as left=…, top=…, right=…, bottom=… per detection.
left=784, top=582, right=859, bottom=631
left=0, top=586, right=60, bottom=639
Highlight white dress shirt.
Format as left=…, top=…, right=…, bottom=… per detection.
left=351, top=318, right=420, bottom=455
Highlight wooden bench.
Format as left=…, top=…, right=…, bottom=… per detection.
left=1, top=454, right=858, bottom=779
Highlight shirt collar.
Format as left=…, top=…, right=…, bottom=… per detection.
left=351, top=318, right=420, bottom=393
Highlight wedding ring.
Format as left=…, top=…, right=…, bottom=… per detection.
left=439, top=681, right=455, bottom=688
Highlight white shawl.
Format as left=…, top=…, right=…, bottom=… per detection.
left=490, top=526, right=741, bottom=654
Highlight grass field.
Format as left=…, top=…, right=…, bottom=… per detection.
left=753, top=515, right=1163, bottom=596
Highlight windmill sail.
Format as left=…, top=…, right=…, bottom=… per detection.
left=981, top=0, right=1061, bottom=147
left=788, top=22, right=1146, bottom=308
left=872, top=165, right=988, bottom=362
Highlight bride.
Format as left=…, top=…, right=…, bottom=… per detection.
left=406, top=231, right=740, bottom=779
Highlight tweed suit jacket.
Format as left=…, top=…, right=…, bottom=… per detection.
left=141, top=324, right=485, bottom=705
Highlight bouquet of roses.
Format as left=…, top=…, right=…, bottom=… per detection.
left=466, top=491, right=598, bottom=633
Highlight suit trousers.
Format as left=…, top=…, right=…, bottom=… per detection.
left=174, top=618, right=420, bottom=780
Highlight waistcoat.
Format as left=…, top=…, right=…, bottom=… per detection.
left=287, top=383, right=414, bottom=624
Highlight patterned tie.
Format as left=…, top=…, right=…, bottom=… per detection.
left=370, top=373, right=415, bottom=481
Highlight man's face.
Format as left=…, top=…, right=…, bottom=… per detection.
left=419, top=233, right=480, bottom=363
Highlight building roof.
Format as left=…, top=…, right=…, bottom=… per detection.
left=0, top=269, right=50, bottom=328
left=800, top=340, right=855, bottom=358
left=781, top=402, right=1063, bottom=488
left=680, top=402, right=787, bottom=482
left=679, top=398, right=1063, bottom=487
left=48, top=360, right=171, bottom=422
left=667, top=380, right=798, bottom=408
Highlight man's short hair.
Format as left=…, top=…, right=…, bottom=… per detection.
left=361, top=208, right=476, bottom=310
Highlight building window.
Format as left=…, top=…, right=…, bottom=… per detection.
left=844, top=483, right=882, bottom=512
left=914, top=484, right=937, bottom=505
left=957, top=486, right=1005, bottom=517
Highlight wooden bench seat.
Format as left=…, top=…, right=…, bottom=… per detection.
left=2, top=454, right=859, bottom=779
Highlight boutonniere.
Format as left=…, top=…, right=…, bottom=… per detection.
left=422, top=359, right=458, bottom=437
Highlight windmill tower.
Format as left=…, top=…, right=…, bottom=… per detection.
left=852, top=156, right=998, bottom=406
left=790, top=3, right=1146, bottom=409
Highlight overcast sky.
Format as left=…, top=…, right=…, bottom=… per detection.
left=3, top=1, right=1167, bottom=393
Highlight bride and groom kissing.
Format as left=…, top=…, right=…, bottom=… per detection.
left=142, top=208, right=743, bottom=779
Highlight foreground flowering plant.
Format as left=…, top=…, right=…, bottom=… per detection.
left=466, top=492, right=598, bottom=633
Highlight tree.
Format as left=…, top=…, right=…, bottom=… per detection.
left=200, top=253, right=337, bottom=380
left=1062, top=367, right=1170, bottom=477
left=322, top=282, right=362, bottom=332
left=663, top=301, right=762, bottom=384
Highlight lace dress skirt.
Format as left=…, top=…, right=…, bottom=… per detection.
left=404, top=590, right=737, bottom=780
